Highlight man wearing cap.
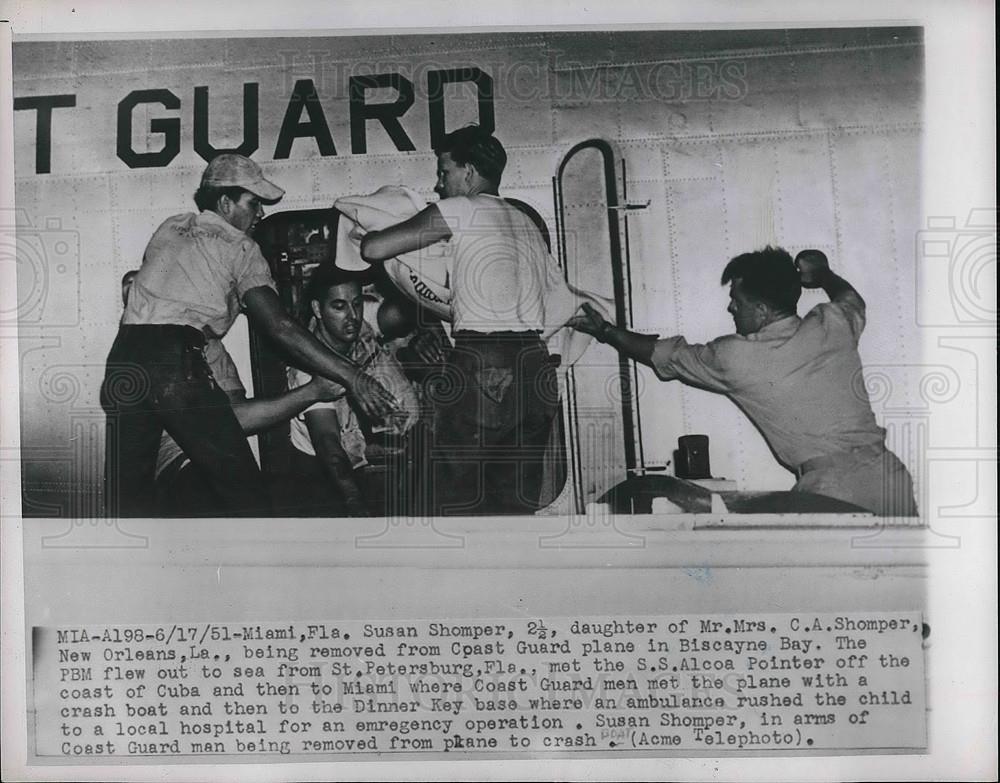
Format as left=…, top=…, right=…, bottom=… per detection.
left=101, top=153, right=398, bottom=517
left=569, top=246, right=918, bottom=517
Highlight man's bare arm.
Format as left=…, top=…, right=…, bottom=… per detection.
left=360, top=204, right=452, bottom=262
left=227, top=376, right=343, bottom=434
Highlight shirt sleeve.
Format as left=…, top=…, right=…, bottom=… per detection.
left=825, top=293, right=867, bottom=343
left=233, top=239, right=278, bottom=304
left=650, top=335, right=741, bottom=393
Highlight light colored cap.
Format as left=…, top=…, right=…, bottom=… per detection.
left=200, top=154, right=284, bottom=201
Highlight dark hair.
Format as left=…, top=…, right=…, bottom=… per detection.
left=720, top=245, right=801, bottom=315
left=302, top=265, right=365, bottom=320
left=193, top=185, right=248, bottom=212
left=434, top=125, right=507, bottom=186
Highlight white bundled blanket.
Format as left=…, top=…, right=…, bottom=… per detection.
left=333, top=185, right=612, bottom=366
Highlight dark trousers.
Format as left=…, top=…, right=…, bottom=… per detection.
left=270, top=448, right=384, bottom=518
left=101, top=324, right=270, bottom=517
left=429, top=331, right=559, bottom=516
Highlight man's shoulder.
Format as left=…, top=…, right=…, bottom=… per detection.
left=161, top=211, right=197, bottom=224
left=145, top=213, right=198, bottom=257
left=152, top=211, right=226, bottom=241
left=150, top=212, right=196, bottom=236
left=703, top=332, right=770, bottom=377
left=802, top=298, right=865, bottom=335
left=440, top=194, right=499, bottom=205
left=654, top=333, right=750, bottom=370
left=149, top=212, right=258, bottom=264
left=437, top=194, right=511, bottom=224
left=433, top=195, right=474, bottom=218
left=434, top=195, right=475, bottom=212
left=194, top=211, right=257, bottom=246
left=705, top=332, right=752, bottom=357
left=709, top=332, right=747, bottom=346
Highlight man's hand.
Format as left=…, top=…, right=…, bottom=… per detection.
left=348, top=372, right=401, bottom=420
left=408, top=328, right=446, bottom=364
left=795, top=248, right=864, bottom=323
left=567, top=302, right=608, bottom=337
left=307, top=375, right=347, bottom=403
left=568, top=301, right=660, bottom=366
left=795, top=249, right=831, bottom=289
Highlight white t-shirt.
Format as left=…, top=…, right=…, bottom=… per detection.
left=434, top=194, right=552, bottom=333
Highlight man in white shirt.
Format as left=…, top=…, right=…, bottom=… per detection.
left=570, top=247, right=918, bottom=516
left=359, top=127, right=560, bottom=515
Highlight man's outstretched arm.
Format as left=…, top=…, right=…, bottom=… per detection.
left=568, top=302, right=660, bottom=366
left=228, top=375, right=344, bottom=434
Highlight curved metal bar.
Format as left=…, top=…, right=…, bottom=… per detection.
left=554, top=139, right=638, bottom=487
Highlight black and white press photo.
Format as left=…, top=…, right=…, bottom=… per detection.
left=12, top=28, right=928, bottom=521
left=1, top=3, right=995, bottom=781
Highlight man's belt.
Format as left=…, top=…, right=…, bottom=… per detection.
left=120, top=323, right=211, bottom=346
left=453, top=330, right=543, bottom=339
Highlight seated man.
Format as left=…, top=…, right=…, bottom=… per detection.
left=282, top=266, right=419, bottom=517
left=570, top=247, right=918, bottom=517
